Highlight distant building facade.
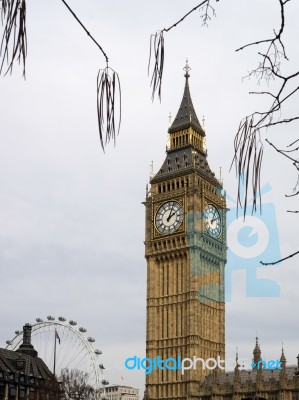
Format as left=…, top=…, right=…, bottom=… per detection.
left=198, top=340, right=299, bottom=400
left=0, top=324, right=59, bottom=400
left=105, top=384, right=139, bottom=400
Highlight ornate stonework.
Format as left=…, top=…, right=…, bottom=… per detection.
left=144, top=67, right=226, bottom=400
left=144, top=66, right=299, bottom=400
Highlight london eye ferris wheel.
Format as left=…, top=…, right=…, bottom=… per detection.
left=5, top=316, right=109, bottom=399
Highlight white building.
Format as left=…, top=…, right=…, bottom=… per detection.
left=105, top=385, right=139, bottom=400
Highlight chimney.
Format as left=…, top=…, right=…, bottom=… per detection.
left=16, top=324, right=38, bottom=357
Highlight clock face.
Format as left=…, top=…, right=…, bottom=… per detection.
left=155, top=201, right=183, bottom=235
left=203, top=204, right=221, bottom=238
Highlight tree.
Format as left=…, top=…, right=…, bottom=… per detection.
left=35, top=375, right=63, bottom=400
left=59, top=368, right=95, bottom=400
left=0, top=0, right=121, bottom=150
left=1, top=0, right=298, bottom=263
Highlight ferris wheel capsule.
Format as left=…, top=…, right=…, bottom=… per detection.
left=87, top=337, right=95, bottom=343
left=95, top=349, right=102, bottom=355
left=101, top=379, right=109, bottom=386
left=58, top=316, right=66, bottom=322
left=6, top=340, right=12, bottom=345
left=47, top=316, right=55, bottom=321
left=36, top=318, right=43, bottom=323
left=15, top=330, right=20, bottom=335
left=69, top=320, right=77, bottom=326
left=79, top=327, right=87, bottom=333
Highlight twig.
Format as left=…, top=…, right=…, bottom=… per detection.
left=162, top=0, right=213, bottom=33
left=232, top=0, right=299, bottom=218
left=60, top=0, right=108, bottom=63
left=60, top=0, right=122, bottom=150
left=288, top=138, right=299, bottom=147
left=261, top=250, right=299, bottom=265
left=236, top=0, right=288, bottom=60
left=265, top=138, right=299, bottom=164
left=148, top=0, right=218, bottom=100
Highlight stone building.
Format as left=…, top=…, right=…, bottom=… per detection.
left=199, top=340, right=299, bottom=400
left=145, top=61, right=226, bottom=400
left=105, top=384, right=139, bottom=400
left=0, top=324, right=59, bottom=400
left=144, top=62, right=299, bottom=400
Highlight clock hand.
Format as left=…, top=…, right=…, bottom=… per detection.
left=167, top=210, right=178, bottom=223
left=211, top=211, right=218, bottom=224
left=169, top=209, right=177, bottom=219
left=167, top=204, right=175, bottom=222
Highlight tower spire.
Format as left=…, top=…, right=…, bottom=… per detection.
left=234, top=348, right=240, bottom=383
left=168, top=61, right=204, bottom=137
left=252, top=336, right=262, bottom=369
left=280, top=344, right=287, bottom=378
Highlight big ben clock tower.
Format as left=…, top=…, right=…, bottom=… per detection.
left=144, top=62, right=227, bottom=400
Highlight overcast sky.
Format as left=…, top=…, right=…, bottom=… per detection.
left=1, top=0, right=299, bottom=393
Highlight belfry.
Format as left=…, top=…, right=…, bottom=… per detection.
left=144, top=62, right=227, bottom=400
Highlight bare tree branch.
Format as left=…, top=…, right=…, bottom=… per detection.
left=148, top=0, right=218, bottom=100
left=265, top=138, right=299, bottom=165
left=236, top=0, right=287, bottom=59
left=60, top=0, right=122, bottom=149
left=232, top=0, right=299, bottom=222
left=60, top=0, right=108, bottom=63
left=288, top=138, right=299, bottom=147
left=260, top=249, right=299, bottom=266
left=0, top=0, right=122, bottom=150
left=163, top=0, right=216, bottom=33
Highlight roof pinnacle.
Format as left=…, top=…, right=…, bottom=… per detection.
left=280, top=343, right=286, bottom=362
left=183, top=58, right=191, bottom=78
left=168, top=61, right=204, bottom=136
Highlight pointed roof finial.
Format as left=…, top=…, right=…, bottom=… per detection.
left=168, top=61, right=204, bottom=136
left=183, top=58, right=191, bottom=78
left=253, top=336, right=261, bottom=369
left=150, top=161, right=154, bottom=177
left=280, top=343, right=286, bottom=362
left=234, top=348, right=240, bottom=381
left=235, top=348, right=240, bottom=368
